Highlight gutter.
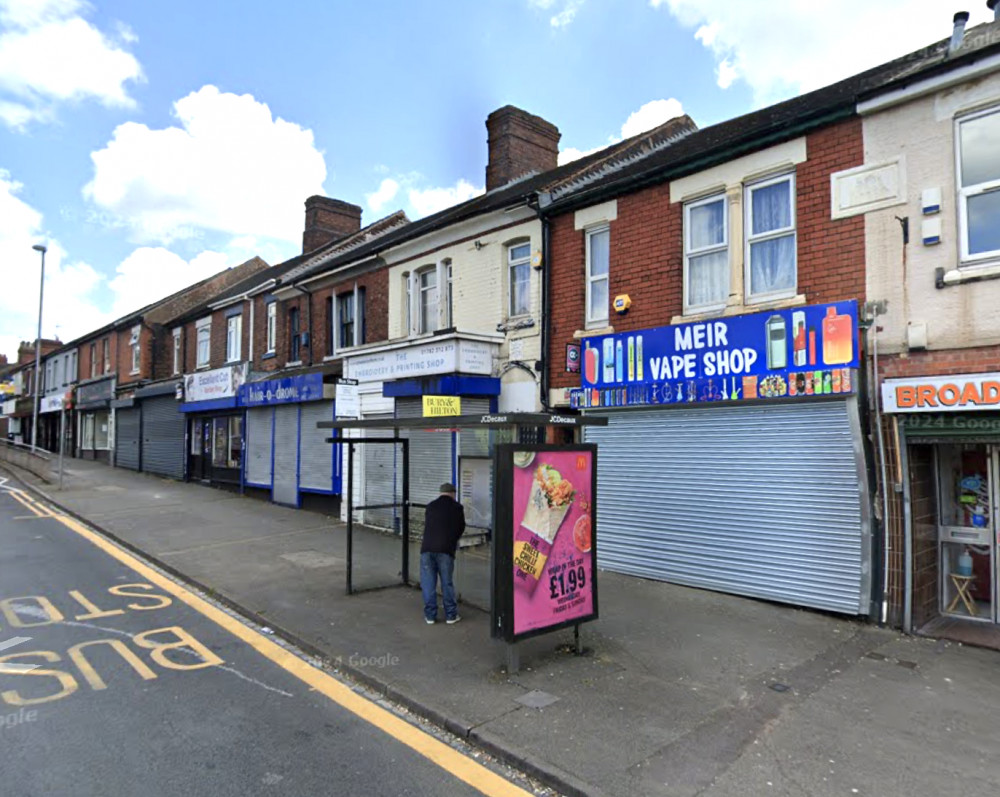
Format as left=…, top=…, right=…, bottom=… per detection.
left=529, top=195, right=552, bottom=411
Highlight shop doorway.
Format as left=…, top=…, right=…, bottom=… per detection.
left=190, top=418, right=212, bottom=482
left=934, top=444, right=999, bottom=623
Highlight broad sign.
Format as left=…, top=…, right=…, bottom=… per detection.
left=882, top=373, right=1000, bottom=413
left=571, top=300, right=859, bottom=408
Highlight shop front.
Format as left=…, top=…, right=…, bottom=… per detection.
left=572, top=301, right=872, bottom=615
left=882, top=373, right=1000, bottom=633
left=39, top=394, right=71, bottom=454
left=180, top=364, right=246, bottom=488
left=113, top=382, right=186, bottom=478
left=240, top=372, right=342, bottom=507
left=76, top=376, right=115, bottom=462
left=343, top=334, right=500, bottom=531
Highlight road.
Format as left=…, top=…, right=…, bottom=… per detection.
left=0, top=479, right=538, bottom=797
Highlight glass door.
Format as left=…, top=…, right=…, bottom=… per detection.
left=937, top=443, right=994, bottom=621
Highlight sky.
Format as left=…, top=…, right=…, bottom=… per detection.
left=1, top=0, right=994, bottom=362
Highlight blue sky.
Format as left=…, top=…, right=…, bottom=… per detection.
left=1, top=0, right=993, bottom=360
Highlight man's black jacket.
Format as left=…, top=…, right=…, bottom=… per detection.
left=421, top=495, right=466, bottom=556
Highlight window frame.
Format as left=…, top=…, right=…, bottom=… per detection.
left=417, top=267, right=438, bottom=335
left=226, top=314, right=242, bottom=363
left=956, top=105, right=1000, bottom=265
left=683, top=193, right=729, bottom=314
left=196, top=317, right=212, bottom=369
left=102, top=338, right=110, bottom=374
left=507, top=242, right=532, bottom=318
left=171, top=328, right=181, bottom=375
left=265, top=301, right=277, bottom=354
left=585, top=225, right=610, bottom=329
left=129, top=325, right=141, bottom=374
left=337, top=291, right=355, bottom=350
left=288, top=307, right=301, bottom=362
left=90, top=343, right=97, bottom=378
left=744, top=172, right=797, bottom=304
left=357, top=286, right=367, bottom=345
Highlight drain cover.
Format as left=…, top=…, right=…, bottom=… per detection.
left=515, top=690, right=560, bottom=709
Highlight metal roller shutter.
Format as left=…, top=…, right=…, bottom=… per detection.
left=362, top=414, right=396, bottom=530
left=246, top=407, right=273, bottom=487
left=584, top=400, right=870, bottom=615
left=115, top=408, right=140, bottom=471
left=272, top=405, right=299, bottom=506
left=300, top=401, right=334, bottom=492
left=140, top=395, right=185, bottom=479
left=397, top=397, right=453, bottom=507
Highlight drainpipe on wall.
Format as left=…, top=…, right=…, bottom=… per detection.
left=530, top=195, right=552, bottom=412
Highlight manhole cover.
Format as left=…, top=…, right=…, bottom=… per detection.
left=515, top=690, right=560, bottom=709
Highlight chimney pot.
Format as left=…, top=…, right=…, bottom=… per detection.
left=989, top=0, right=999, bottom=20
left=302, top=196, right=363, bottom=254
left=485, top=106, right=560, bottom=191
left=950, top=11, right=970, bottom=53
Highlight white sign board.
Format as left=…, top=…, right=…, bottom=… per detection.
left=882, top=372, right=1000, bottom=413
left=335, top=380, right=361, bottom=418
left=184, top=363, right=247, bottom=403
left=40, top=395, right=65, bottom=413
left=347, top=338, right=495, bottom=383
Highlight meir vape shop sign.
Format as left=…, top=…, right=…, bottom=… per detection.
left=572, top=300, right=859, bottom=408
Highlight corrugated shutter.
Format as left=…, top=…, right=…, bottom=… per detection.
left=583, top=400, right=870, bottom=615
left=397, top=397, right=453, bottom=507
left=363, top=414, right=397, bottom=530
left=115, top=408, right=140, bottom=471
left=246, top=407, right=273, bottom=487
left=272, top=405, right=299, bottom=506
left=141, top=395, right=185, bottom=479
left=300, top=401, right=334, bottom=492
left=458, top=397, right=492, bottom=458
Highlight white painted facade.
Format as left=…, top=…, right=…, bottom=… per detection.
left=851, top=68, right=1000, bottom=354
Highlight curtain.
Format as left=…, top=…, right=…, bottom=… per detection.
left=687, top=199, right=727, bottom=307
left=749, top=180, right=794, bottom=295
left=510, top=263, right=530, bottom=315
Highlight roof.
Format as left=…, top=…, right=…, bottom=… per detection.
left=540, top=19, right=1000, bottom=211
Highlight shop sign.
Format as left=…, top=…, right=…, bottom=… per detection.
left=239, top=373, right=324, bottom=407
left=184, top=364, right=247, bottom=403
left=40, top=395, right=65, bottom=413
left=76, top=377, right=115, bottom=406
left=565, top=343, right=580, bottom=373
left=0, top=382, right=14, bottom=396
left=882, top=373, right=1000, bottom=413
left=492, top=444, right=598, bottom=642
left=570, top=301, right=859, bottom=409
left=1, top=399, right=15, bottom=416
left=422, top=395, right=461, bottom=417
left=347, top=338, right=495, bottom=383
left=335, top=379, right=360, bottom=419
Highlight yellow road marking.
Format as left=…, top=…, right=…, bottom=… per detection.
left=9, top=491, right=43, bottom=517
left=19, top=492, right=533, bottom=797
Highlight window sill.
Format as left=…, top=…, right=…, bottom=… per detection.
left=129, top=370, right=140, bottom=376
left=497, top=317, right=535, bottom=333
left=573, top=325, right=615, bottom=338
left=261, top=351, right=276, bottom=360
left=196, top=364, right=211, bottom=371
left=225, top=359, right=242, bottom=365
left=938, top=261, right=1000, bottom=288
left=322, top=354, right=341, bottom=362
left=286, top=360, right=303, bottom=367
left=672, top=294, right=806, bottom=325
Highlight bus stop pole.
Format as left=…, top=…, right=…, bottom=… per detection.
left=401, top=437, right=410, bottom=586
left=346, top=440, right=353, bottom=595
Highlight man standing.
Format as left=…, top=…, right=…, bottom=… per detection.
left=421, top=482, right=466, bottom=624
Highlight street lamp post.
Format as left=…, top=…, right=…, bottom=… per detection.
left=31, top=244, right=46, bottom=452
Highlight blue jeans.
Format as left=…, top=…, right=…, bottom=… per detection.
left=420, top=552, right=457, bottom=621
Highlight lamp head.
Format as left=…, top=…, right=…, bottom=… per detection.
left=32, top=244, right=47, bottom=253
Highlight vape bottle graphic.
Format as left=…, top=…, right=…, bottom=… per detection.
left=636, top=335, right=644, bottom=381
left=627, top=336, right=635, bottom=382
left=766, top=315, right=787, bottom=370
left=822, top=306, right=854, bottom=365
left=615, top=339, right=624, bottom=382
left=792, top=311, right=806, bottom=367
left=603, top=338, right=615, bottom=384
left=808, top=326, right=816, bottom=365
left=584, top=341, right=598, bottom=385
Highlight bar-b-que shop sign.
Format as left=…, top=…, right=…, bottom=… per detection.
left=571, top=300, right=859, bottom=408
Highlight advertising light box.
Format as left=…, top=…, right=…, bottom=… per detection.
left=571, top=300, right=859, bottom=409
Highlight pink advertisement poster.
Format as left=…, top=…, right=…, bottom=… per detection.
left=511, top=449, right=595, bottom=636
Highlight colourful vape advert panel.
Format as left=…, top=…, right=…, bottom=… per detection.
left=574, top=300, right=859, bottom=409
left=511, top=449, right=595, bottom=637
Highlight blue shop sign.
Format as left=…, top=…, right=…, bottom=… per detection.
left=240, top=373, right=325, bottom=407
left=571, top=300, right=859, bottom=409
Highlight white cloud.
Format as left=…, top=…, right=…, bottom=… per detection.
left=106, top=248, right=230, bottom=318
left=0, top=0, right=142, bottom=129
left=366, top=178, right=400, bottom=213
left=559, top=98, right=687, bottom=164
left=651, top=0, right=995, bottom=104
left=528, top=0, right=585, bottom=28
left=83, top=85, right=327, bottom=246
left=407, top=179, right=483, bottom=218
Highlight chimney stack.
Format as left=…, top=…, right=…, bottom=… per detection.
left=949, top=11, right=970, bottom=54
left=302, top=196, right=363, bottom=254
left=989, top=0, right=999, bottom=21
left=485, top=106, right=560, bottom=191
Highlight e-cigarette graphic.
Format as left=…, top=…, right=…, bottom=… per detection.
left=636, top=335, right=644, bottom=381
left=603, top=338, right=615, bottom=384
left=766, top=315, right=787, bottom=370
left=792, top=311, right=806, bottom=367
left=627, top=336, right=635, bottom=382
left=614, top=339, right=624, bottom=382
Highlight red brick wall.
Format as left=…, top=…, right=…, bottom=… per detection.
left=77, top=334, right=115, bottom=381
left=878, top=345, right=1000, bottom=380
left=549, top=118, right=866, bottom=391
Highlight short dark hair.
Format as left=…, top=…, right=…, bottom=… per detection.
left=439, top=482, right=456, bottom=494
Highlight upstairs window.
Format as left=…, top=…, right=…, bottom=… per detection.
left=508, top=243, right=531, bottom=317
left=265, top=301, right=277, bottom=354
left=418, top=268, right=438, bottom=335
left=226, top=314, right=242, bottom=363
left=102, top=338, right=110, bottom=373
left=745, top=173, right=796, bottom=302
left=90, top=343, right=97, bottom=378
left=338, top=292, right=354, bottom=349
left=684, top=194, right=729, bottom=312
left=196, top=318, right=211, bottom=368
left=129, top=325, right=141, bottom=374
left=403, top=273, right=412, bottom=336
left=957, top=106, right=1000, bottom=263
left=171, top=328, right=181, bottom=375
left=288, top=308, right=301, bottom=362
left=585, top=226, right=609, bottom=328
left=357, top=286, right=367, bottom=345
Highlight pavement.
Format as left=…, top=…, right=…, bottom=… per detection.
left=6, top=458, right=1000, bottom=797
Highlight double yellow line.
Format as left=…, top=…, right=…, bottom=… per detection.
left=3, top=484, right=534, bottom=797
